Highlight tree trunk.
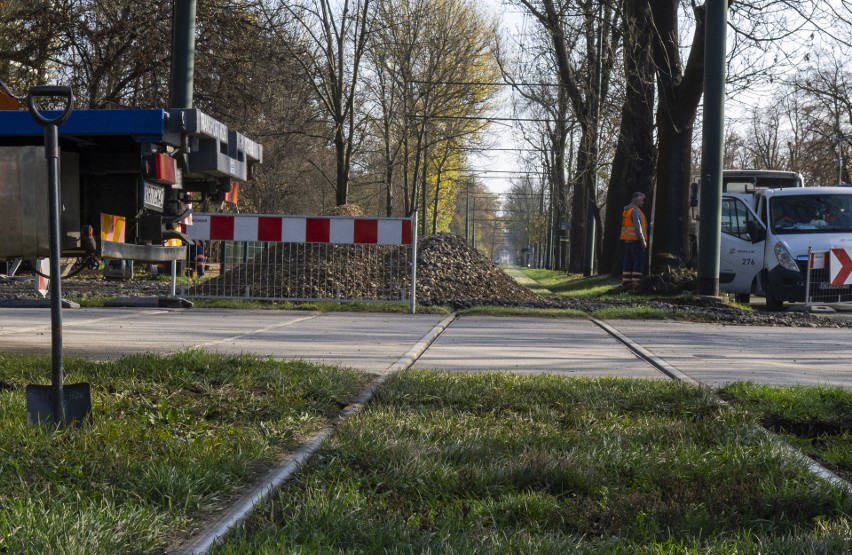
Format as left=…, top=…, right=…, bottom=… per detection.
left=335, top=125, right=348, bottom=205
left=648, top=0, right=707, bottom=269
left=601, top=0, right=656, bottom=275
left=568, top=124, right=593, bottom=272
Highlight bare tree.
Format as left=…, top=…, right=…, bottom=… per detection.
left=273, top=0, right=374, bottom=206
left=512, top=0, right=620, bottom=272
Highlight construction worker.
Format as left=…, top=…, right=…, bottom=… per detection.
left=620, top=192, right=648, bottom=286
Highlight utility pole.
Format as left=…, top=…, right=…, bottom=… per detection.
left=697, top=0, right=728, bottom=296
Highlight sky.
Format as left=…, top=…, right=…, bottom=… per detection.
left=467, top=0, right=530, bottom=200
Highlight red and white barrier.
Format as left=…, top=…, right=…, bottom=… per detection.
left=186, top=214, right=413, bottom=245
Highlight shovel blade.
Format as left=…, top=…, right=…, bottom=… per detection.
left=26, top=383, right=92, bottom=426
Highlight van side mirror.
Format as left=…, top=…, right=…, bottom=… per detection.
left=746, top=220, right=766, bottom=243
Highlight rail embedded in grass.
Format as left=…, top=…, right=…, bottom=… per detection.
left=213, top=372, right=852, bottom=553
left=720, top=383, right=852, bottom=484
left=0, top=351, right=372, bottom=554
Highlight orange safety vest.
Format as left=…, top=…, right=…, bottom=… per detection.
left=620, top=205, right=647, bottom=242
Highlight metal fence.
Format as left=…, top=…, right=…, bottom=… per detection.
left=179, top=213, right=418, bottom=312
left=802, top=248, right=852, bottom=307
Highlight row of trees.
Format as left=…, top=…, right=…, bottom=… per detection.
left=4, top=1, right=852, bottom=269
left=0, top=0, right=504, bottom=247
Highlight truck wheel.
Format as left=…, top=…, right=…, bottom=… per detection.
left=734, top=293, right=750, bottom=304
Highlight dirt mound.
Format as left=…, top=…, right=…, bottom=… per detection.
left=199, top=232, right=537, bottom=305
left=322, top=204, right=365, bottom=217
left=416, top=233, right=539, bottom=307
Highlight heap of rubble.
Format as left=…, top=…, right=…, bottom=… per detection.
left=416, top=234, right=540, bottom=307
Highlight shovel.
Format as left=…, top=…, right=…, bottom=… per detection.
left=24, top=85, right=92, bottom=427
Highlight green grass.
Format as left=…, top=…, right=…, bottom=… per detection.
left=72, top=294, right=451, bottom=314
left=517, top=267, right=621, bottom=298
left=0, top=351, right=372, bottom=554
left=214, top=372, right=852, bottom=553
left=720, top=383, right=852, bottom=483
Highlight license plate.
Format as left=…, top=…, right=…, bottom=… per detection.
left=819, top=282, right=847, bottom=290
left=143, top=182, right=165, bottom=211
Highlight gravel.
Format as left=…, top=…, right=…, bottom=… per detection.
left=2, top=232, right=850, bottom=328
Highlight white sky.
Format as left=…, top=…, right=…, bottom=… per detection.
left=468, top=0, right=529, bottom=200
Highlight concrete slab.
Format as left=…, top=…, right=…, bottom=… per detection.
left=0, top=309, right=448, bottom=373
left=414, top=316, right=663, bottom=378
left=199, top=312, right=450, bottom=373
left=604, top=320, right=852, bottom=389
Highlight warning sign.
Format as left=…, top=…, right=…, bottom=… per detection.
left=36, top=258, right=49, bottom=298
left=829, top=248, right=852, bottom=286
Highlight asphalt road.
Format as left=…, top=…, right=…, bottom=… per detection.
left=0, top=308, right=849, bottom=389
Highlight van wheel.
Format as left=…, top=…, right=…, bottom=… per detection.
left=734, top=293, right=750, bottom=304
left=765, top=287, right=784, bottom=311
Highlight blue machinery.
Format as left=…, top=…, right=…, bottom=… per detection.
left=0, top=108, right=262, bottom=262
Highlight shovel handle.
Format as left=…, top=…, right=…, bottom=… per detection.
left=26, top=86, right=74, bottom=127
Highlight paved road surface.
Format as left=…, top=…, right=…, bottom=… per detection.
left=0, top=308, right=849, bottom=389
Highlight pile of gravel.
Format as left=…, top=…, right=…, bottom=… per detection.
left=416, top=234, right=540, bottom=306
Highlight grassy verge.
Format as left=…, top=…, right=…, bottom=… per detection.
left=215, top=372, right=851, bottom=553
left=516, top=267, right=621, bottom=298
left=720, top=383, right=852, bottom=483
left=73, top=294, right=451, bottom=314
left=0, top=352, right=372, bottom=554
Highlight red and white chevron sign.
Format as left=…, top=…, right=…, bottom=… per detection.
left=186, top=214, right=413, bottom=245
left=829, top=248, right=852, bottom=286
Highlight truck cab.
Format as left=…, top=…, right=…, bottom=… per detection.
left=706, top=171, right=852, bottom=309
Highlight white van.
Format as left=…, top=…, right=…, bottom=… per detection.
left=711, top=174, right=852, bottom=309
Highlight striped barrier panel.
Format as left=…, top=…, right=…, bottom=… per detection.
left=186, top=214, right=412, bottom=245
left=179, top=213, right=418, bottom=312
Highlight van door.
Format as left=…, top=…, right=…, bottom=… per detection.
left=719, top=196, right=764, bottom=294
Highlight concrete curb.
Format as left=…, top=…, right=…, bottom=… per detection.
left=179, top=312, right=458, bottom=555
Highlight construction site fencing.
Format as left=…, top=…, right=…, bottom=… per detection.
left=801, top=248, right=852, bottom=308
left=179, top=213, right=418, bottom=313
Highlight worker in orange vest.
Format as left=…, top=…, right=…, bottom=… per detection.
left=620, top=192, right=648, bottom=286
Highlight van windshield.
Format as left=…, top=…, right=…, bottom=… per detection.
left=770, top=194, right=852, bottom=234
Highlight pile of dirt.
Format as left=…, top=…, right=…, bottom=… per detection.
left=201, top=243, right=408, bottom=300
left=322, top=204, right=365, bottom=217
left=416, top=234, right=540, bottom=307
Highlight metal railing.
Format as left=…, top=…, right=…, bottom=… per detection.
left=179, top=213, right=418, bottom=312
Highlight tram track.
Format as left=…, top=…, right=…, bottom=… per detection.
left=593, top=317, right=852, bottom=498
left=178, top=313, right=851, bottom=554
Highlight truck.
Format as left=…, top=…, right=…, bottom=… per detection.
left=694, top=169, right=852, bottom=309
left=0, top=105, right=262, bottom=278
